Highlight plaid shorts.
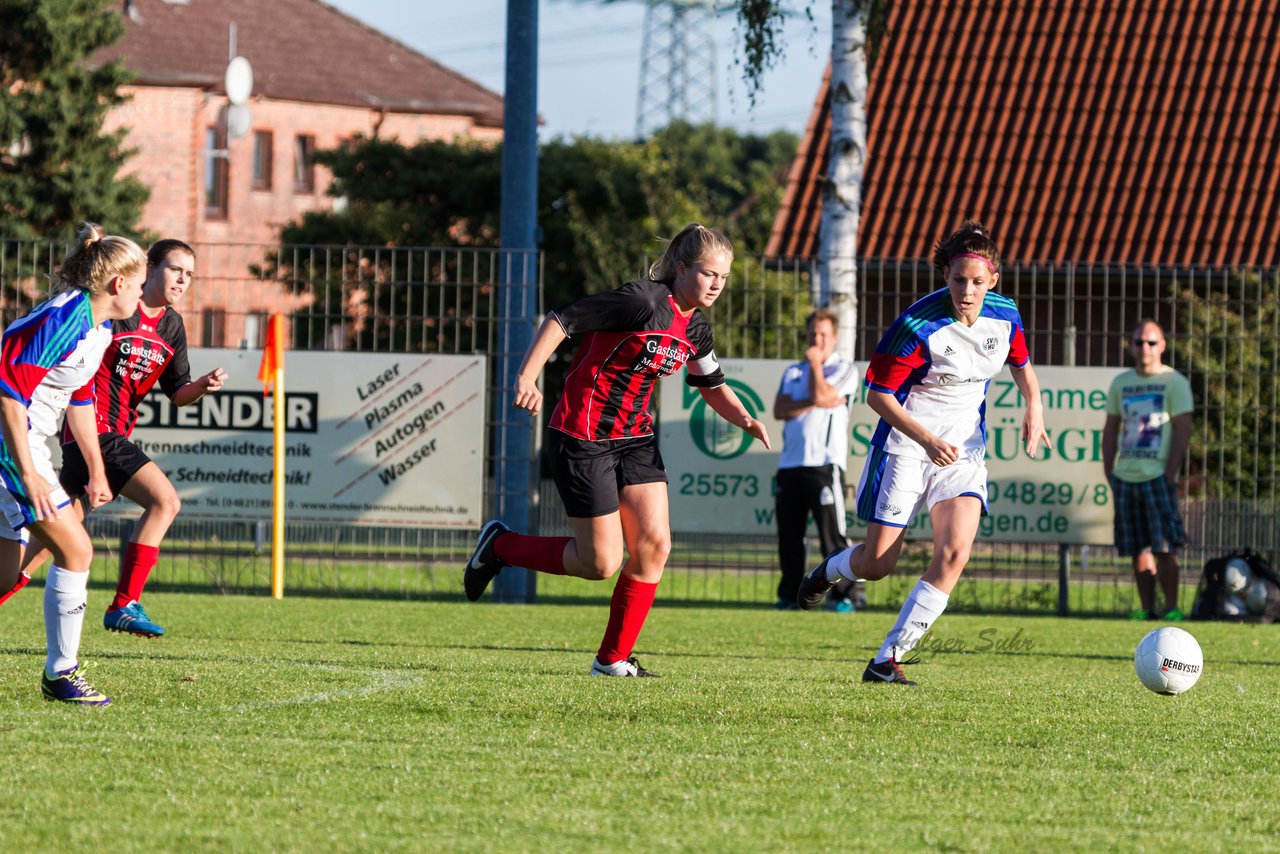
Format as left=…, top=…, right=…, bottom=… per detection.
left=1111, top=475, right=1186, bottom=556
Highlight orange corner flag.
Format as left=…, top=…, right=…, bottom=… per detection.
left=258, top=313, right=284, bottom=395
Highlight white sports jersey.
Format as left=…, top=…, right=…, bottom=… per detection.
left=0, top=290, right=111, bottom=528
left=776, top=353, right=859, bottom=469
left=866, top=288, right=1029, bottom=463
left=0, top=290, right=113, bottom=442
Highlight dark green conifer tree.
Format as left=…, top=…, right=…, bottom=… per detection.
left=0, top=0, right=148, bottom=239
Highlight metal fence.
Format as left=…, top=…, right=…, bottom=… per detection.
left=4, top=237, right=1276, bottom=615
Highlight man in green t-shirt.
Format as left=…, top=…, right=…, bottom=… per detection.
left=1102, top=320, right=1193, bottom=621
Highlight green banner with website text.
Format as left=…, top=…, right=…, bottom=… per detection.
left=658, top=360, right=1117, bottom=544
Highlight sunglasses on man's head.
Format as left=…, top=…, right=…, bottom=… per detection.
left=1132, top=338, right=1160, bottom=346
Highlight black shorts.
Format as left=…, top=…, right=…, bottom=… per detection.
left=59, top=432, right=153, bottom=498
left=549, top=430, right=667, bottom=518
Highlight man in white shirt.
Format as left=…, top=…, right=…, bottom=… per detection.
left=773, top=310, right=863, bottom=611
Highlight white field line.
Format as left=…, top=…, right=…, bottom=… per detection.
left=221, top=664, right=422, bottom=711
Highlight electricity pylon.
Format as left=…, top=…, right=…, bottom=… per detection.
left=632, top=0, right=724, bottom=137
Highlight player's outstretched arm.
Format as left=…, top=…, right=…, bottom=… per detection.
left=513, top=316, right=568, bottom=417
left=64, top=403, right=112, bottom=508
left=0, top=397, right=58, bottom=520
left=1009, top=363, right=1047, bottom=458
left=172, top=367, right=227, bottom=406
left=697, top=384, right=771, bottom=450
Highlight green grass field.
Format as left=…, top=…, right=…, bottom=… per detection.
left=2, top=591, right=1278, bottom=852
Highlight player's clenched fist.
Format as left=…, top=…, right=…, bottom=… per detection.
left=201, top=367, right=228, bottom=393
left=85, top=474, right=113, bottom=509
left=513, top=375, right=543, bottom=416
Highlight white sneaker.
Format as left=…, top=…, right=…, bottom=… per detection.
left=589, top=656, right=659, bottom=677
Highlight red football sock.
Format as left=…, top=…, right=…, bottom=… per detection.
left=113, top=542, right=160, bottom=611
left=0, top=571, right=30, bottom=608
left=596, top=575, right=659, bottom=665
left=494, top=533, right=570, bottom=575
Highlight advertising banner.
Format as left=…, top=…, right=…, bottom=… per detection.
left=85, top=349, right=485, bottom=528
left=658, top=359, right=1117, bottom=544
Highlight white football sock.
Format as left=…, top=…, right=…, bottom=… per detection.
left=874, top=579, right=949, bottom=664
left=824, top=546, right=859, bottom=583
left=44, top=564, right=88, bottom=676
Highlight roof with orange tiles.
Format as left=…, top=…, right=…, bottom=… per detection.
left=767, top=1, right=1280, bottom=267
left=96, top=0, right=503, bottom=126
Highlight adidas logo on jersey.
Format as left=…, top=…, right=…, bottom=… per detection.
left=942, top=345, right=955, bottom=356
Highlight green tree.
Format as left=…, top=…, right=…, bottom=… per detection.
left=0, top=0, right=148, bottom=239
left=1172, top=271, right=1280, bottom=504
left=735, top=0, right=890, bottom=359
left=268, top=137, right=501, bottom=352
left=269, top=125, right=801, bottom=356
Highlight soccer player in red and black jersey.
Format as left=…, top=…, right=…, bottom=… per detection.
left=21, top=239, right=226, bottom=638
left=464, top=224, right=771, bottom=677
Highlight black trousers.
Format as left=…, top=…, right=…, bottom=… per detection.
left=775, top=464, right=856, bottom=602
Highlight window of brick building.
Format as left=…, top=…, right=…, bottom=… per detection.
left=242, top=312, right=266, bottom=349
left=294, top=134, right=315, bottom=193
left=201, top=308, right=227, bottom=347
left=205, top=127, right=229, bottom=218
left=252, top=131, right=273, bottom=191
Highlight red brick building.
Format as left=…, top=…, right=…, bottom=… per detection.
left=99, top=0, right=503, bottom=248
left=92, top=0, right=504, bottom=347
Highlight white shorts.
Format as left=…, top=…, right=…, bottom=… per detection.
left=0, top=436, right=71, bottom=535
left=855, top=448, right=989, bottom=528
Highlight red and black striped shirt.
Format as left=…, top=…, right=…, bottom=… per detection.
left=549, top=280, right=725, bottom=441
left=64, top=305, right=192, bottom=441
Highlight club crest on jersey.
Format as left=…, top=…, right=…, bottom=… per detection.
left=982, top=336, right=999, bottom=352
left=119, top=341, right=167, bottom=365
left=636, top=338, right=689, bottom=374
left=645, top=339, right=688, bottom=361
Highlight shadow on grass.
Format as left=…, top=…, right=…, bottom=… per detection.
left=5, top=637, right=1275, bottom=671
left=259, top=637, right=1280, bottom=670
left=27, top=579, right=1165, bottom=621
left=16, top=574, right=1267, bottom=624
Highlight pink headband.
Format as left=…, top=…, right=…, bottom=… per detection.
left=950, top=253, right=997, bottom=273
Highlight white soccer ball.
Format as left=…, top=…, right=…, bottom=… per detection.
left=1245, top=579, right=1271, bottom=615
left=1222, top=557, right=1252, bottom=593
left=1134, top=626, right=1203, bottom=695
left=1220, top=595, right=1247, bottom=618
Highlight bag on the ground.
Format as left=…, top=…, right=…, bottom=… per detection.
left=1191, top=548, right=1280, bottom=624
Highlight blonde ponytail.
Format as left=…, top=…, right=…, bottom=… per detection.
left=53, top=222, right=147, bottom=296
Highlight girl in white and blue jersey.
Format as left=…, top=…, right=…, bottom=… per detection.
left=0, top=223, right=145, bottom=705
left=796, top=221, right=1048, bottom=685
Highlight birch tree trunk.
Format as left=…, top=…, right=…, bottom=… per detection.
left=817, top=0, right=867, bottom=359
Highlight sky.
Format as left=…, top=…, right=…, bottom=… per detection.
left=323, top=0, right=832, bottom=140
